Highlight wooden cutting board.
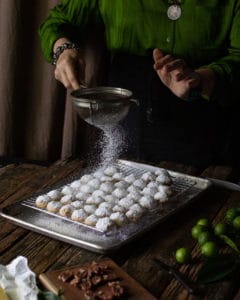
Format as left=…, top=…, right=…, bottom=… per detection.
left=39, top=258, right=157, bottom=300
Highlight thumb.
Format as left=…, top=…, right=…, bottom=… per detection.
left=153, top=48, right=164, bottom=62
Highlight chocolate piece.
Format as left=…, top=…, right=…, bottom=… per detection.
left=57, top=261, right=126, bottom=299
left=102, top=273, right=119, bottom=281
left=91, top=275, right=102, bottom=286
left=108, top=281, right=125, bottom=297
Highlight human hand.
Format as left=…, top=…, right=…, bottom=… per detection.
left=54, top=39, right=85, bottom=90
left=153, top=48, right=201, bottom=99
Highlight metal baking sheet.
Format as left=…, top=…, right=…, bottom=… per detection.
left=0, top=160, right=211, bottom=253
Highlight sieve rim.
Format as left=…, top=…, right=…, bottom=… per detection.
left=71, top=86, right=133, bottom=104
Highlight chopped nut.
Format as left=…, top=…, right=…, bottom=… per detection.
left=57, top=261, right=126, bottom=300
left=57, top=270, right=74, bottom=282
left=91, top=275, right=102, bottom=286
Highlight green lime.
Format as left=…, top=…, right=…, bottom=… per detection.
left=201, top=241, right=219, bottom=257
left=214, top=223, right=227, bottom=235
left=191, top=225, right=207, bottom=240
left=233, top=216, right=240, bottom=230
left=198, top=231, right=212, bottom=246
left=226, top=208, right=240, bottom=223
left=175, top=247, right=191, bottom=264
left=197, top=218, right=210, bottom=227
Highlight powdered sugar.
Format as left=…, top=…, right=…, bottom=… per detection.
left=98, top=125, right=128, bottom=167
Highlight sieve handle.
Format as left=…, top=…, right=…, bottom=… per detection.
left=130, top=98, right=140, bottom=106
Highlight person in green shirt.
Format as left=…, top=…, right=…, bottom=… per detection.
left=39, top=0, right=240, bottom=167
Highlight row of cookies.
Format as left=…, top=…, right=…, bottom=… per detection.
left=35, top=165, right=173, bottom=231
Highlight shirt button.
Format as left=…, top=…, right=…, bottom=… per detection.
left=166, top=37, right=171, bottom=43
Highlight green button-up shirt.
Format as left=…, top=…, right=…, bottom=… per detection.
left=39, top=0, right=240, bottom=105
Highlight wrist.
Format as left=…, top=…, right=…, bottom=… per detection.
left=187, top=87, right=202, bottom=102
left=52, top=42, right=80, bottom=65
left=195, top=68, right=215, bottom=100
left=185, top=72, right=210, bottom=102
left=53, top=38, right=70, bottom=52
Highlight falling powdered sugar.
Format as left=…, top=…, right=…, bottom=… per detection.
left=98, top=125, right=128, bottom=167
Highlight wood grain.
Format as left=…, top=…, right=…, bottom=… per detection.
left=39, top=259, right=157, bottom=300
left=0, top=159, right=239, bottom=299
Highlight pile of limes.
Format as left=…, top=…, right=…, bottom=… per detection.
left=175, top=207, right=240, bottom=264
left=226, top=207, right=240, bottom=229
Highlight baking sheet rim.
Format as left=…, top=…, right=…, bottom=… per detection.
left=0, top=159, right=212, bottom=253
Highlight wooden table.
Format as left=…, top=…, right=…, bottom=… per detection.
left=0, top=158, right=240, bottom=299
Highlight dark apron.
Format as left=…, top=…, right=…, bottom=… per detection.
left=108, top=52, right=236, bottom=167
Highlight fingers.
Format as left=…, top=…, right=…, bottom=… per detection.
left=55, top=68, right=81, bottom=90
left=55, top=69, right=70, bottom=88
left=175, top=68, right=193, bottom=82
left=154, top=57, right=186, bottom=74
left=153, top=54, right=175, bottom=70
left=54, top=49, right=84, bottom=90
left=153, top=48, right=164, bottom=62
left=165, top=59, right=187, bottom=72
left=65, top=63, right=82, bottom=90
left=186, top=72, right=201, bottom=89
left=153, top=51, right=190, bottom=82
left=153, top=49, right=201, bottom=98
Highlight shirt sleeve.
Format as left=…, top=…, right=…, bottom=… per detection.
left=201, top=2, right=240, bottom=106
left=38, top=0, right=100, bottom=63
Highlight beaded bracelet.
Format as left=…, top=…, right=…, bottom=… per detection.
left=52, top=42, right=80, bottom=65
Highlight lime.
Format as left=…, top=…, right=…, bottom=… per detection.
left=214, top=223, right=227, bottom=235
left=233, top=216, right=240, bottom=230
left=201, top=241, right=219, bottom=257
left=175, top=247, right=191, bottom=264
left=226, top=208, right=239, bottom=223
left=191, top=225, right=207, bottom=240
left=198, top=231, right=212, bottom=246
left=197, top=218, right=210, bottom=227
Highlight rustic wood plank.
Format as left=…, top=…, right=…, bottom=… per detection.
left=0, top=218, right=24, bottom=239
left=0, top=226, right=27, bottom=254
left=160, top=192, right=240, bottom=298
left=16, top=159, right=85, bottom=194
left=119, top=165, right=235, bottom=299
left=0, top=164, right=19, bottom=177
left=0, top=159, right=85, bottom=208
left=157, top=165, right=235, bottom=298
left=45, top=245, right=100, bottom=271
left=0, top=228, right=101, bottom=275
left=0, top=160, right=239, bottom=299
left=0, top=159, right=103, bottom=274
left=202, top=191, right=240, bottom=300
left=108, top=164, right=201, bottom=297
left=0, top=231, right=67, bottom=267
left=0, top=160, right=87, bottom=256
left=0, top=164, right=45, bottom=204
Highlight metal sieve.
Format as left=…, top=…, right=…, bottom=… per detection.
left=71, top=86, right=139, bottom=127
